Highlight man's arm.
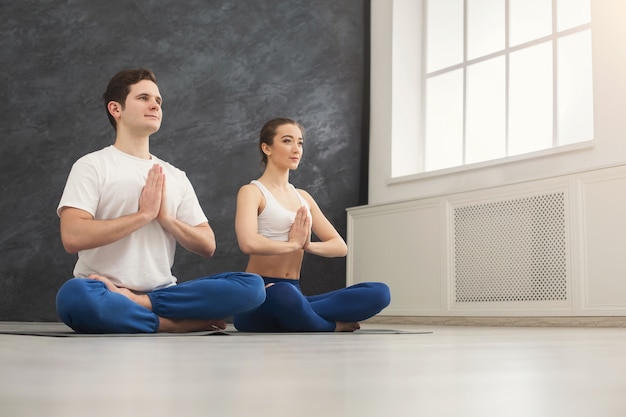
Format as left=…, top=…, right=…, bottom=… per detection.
left=155, top=170, right=216, bottom=258
left=59, top=207, right=155, bottom=254
left=158, top=218, right=216, bottom=258
left=59, top=163, right=163, bottom=254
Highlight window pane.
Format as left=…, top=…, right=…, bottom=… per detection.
left=510, top=0, right=552, bottom=46
left=425, top=70, right=463, bottom=171
left=466, top=57, right=506, bottom=164
left=427, top=0, right=463, bottom=72
left=557, top=0, right=591, bottom=31
left=558, top=30, right=593, bottom=145
left=509, top=42, right=553, bottom=156
left=467, top=0, right=505, bottom=60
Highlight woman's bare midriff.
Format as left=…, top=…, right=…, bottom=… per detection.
left=246, top=250, right=304, bottom=279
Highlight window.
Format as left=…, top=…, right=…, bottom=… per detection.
left=422, top=0, right=593, bottom=173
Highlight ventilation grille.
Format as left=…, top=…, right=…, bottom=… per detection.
left=454, top=192, right=567, bottom=303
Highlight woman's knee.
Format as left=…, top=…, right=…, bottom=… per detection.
left=265, top=282, right=305, bottom=310
left=365, top=282, right=392, bottom=311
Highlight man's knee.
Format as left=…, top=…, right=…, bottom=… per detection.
left=245, top=273, right=266, bottom=306
left=229, top=272, right=266, bottom=310
left=57, top=278, right=86, bottom=311
left=56, top=278, right=104, bottom=330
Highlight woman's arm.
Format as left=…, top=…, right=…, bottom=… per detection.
left=235, top=184, right=309, bottom=255
left=299, top=190, right=348, bottom=258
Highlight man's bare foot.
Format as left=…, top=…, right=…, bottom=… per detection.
left=158, top=317, right=227, bottom=333
left=335, top=321, right=361, bottom=332
left=88, top=274, right=152, bottom=310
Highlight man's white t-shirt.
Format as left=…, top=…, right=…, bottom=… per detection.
left=57, top=145, right=208, bottom=292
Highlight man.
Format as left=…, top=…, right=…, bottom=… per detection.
left=56, top=68, right=265, bottom=333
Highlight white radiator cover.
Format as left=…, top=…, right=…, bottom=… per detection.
left=346, top=164, right=626, bottom=316
left=453, top=192, right=568, bottom=304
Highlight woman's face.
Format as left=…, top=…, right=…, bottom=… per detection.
left=265, top=123, right=304, bottom=170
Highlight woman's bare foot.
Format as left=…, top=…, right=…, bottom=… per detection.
left=88, top=274, right=152, bottom=310
left=335, top=321, right=361, bottom=332
left=158, top=317, right=227, bottom=333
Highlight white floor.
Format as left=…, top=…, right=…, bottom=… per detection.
left=1, top=322, right=625, bottom=417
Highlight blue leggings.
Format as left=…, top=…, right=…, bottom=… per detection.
left=56, top=272, right=266, bottom=333
left=233, top=277, right=391, bottom=332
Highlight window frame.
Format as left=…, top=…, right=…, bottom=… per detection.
left=414, top=0, right=593, bottom=177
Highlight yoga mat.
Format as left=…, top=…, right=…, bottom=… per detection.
left=227, top=329, right=433, bottom=336
left=0, top=322, right=432, bottom=337
left=0, top=322, right=227, bottom=337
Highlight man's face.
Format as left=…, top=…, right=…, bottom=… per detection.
left=118, top=80, right=163, bottom=135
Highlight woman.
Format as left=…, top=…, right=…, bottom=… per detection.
left=233, top=118, right=390, bottom=332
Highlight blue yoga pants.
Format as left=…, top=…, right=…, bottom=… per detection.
left=233, top=277, right=391, bottom=332
left=56, top=272, right=265, bottom=333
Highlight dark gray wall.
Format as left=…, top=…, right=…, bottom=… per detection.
left=0, top=0, right=368, bottom=321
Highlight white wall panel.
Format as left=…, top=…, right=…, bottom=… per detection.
left=580, top=171, right=626, bottom=312
left=349, top=165, right=626, bottom=316
left=347, top=201, right=442, bottom=315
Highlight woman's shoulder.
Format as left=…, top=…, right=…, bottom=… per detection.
left=238, top=181, right=265, bottom=198
left=292, top=185, right=312, bottom=197
left=240, top=180, right=261, bottom=191
left=294, top=187, right=316, bottom=206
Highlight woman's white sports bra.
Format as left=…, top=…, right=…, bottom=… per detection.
left=252, top=180, right=310, bottom=242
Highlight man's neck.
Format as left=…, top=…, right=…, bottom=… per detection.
left=113, top=133, right=151, bottom=159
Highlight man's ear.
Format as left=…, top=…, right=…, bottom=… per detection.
left=107, top=101, right=122, bottom=119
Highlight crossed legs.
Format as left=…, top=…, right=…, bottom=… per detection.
left=233, top=279, right=390, bottom=333
left=56, top=272, right=265, bottom=333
